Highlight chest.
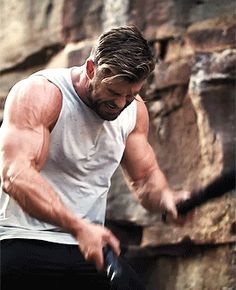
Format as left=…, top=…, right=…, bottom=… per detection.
left=47, top=107, right=126, bottom=173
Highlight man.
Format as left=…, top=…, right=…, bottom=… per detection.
left=0, top=26, right=189, bottom=289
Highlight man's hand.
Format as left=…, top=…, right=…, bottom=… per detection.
left=160, top=188, right=193, bottom=225
left=75, top=220, right=121, bottom=271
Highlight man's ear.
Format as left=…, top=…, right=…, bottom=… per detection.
left=86, top=59, right=94, bottom=79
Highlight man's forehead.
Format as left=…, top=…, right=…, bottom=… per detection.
left=105, top=78, right=144, bottom=94
left=104, top=76, right=144, bottom=87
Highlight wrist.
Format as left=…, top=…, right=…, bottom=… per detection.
left=62, top=212, right=87, bottom=238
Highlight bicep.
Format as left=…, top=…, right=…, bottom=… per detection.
left=0, top=123, right=47, bottom=173
left=121, top=99, right=158, bottom=181
left=0, top=78, right=60, bottom=174
left=121, top=132, right=157, bottom=181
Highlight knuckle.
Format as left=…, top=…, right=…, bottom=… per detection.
left=85, top=248, right=96, bottom=260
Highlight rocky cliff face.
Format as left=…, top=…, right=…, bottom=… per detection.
left=0, top=1, right=235, bottom=289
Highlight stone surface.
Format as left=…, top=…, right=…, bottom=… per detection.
left=62, top=0, right=104, bottom=42
left=141, top=192, right=236, bottom=247
left=131, top=244, right=236, bottom=290
left=186, top=15, right=236, bottom=53
left=0, top=0, right=64, bottom=72
left=188, top=50, right=236, bottom=176
left=153, top=57, right=194, bottom=89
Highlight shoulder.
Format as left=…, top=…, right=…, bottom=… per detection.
left=5, top=75, right=62, bottom=128
left=133, top=95, right=149, bottom=136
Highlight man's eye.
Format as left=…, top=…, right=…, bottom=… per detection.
left=108, top=90, right=119, bottom=96
left=113, top=92, right=120, bottom=97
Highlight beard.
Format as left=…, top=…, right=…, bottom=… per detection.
left=87, top=84, right=131, bottom=121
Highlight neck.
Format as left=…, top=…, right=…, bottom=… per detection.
left=71, top=65, right=90, bottom=104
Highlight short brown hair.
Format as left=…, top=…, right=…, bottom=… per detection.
left=91, top=25, right=155, bottom=82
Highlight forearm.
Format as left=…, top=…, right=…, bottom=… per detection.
left=2, top=164, right=83, bottom=237
left=124, top=166, right=172, bottom=212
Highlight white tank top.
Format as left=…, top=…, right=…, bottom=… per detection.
left=0, top=67, right=137, bottom=244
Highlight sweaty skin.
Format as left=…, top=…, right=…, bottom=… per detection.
left=0, top=62, right=190, bottom=271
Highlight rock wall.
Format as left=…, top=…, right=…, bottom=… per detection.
left=0, top=1, right=235, bottom=289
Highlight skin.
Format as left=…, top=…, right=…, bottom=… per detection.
left=0, top=59, right=190, bottom=271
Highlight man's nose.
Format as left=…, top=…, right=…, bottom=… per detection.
left=114, top=96, right=127, bottom=109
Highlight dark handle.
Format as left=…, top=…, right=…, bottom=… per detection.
left=161, top=168, right=235, bottom=222
left=103, top=246, right=147, bottom=290
left=103, top=245, right=122, bottom=281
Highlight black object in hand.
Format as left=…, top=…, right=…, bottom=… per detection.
left=103, top=245, right=122, bottom=282
left=161, top=168, right=235, bottom=222
left=103, top=245, right=146, bottom=290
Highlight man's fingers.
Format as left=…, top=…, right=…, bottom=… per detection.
left=161, top=204, right=178, bottom=224
left=107, top=233, right=121, bottom=257
left=83, top=231, right=120, bottom=271
left=85, top=248, right=104, bottom=271
left=166, top=198, right=178, bottom=219
left=94, top=249, right=104, bottom=271
left=174, top=190, right=191, bottom=204
left=161, top=190, right=193, bottom=225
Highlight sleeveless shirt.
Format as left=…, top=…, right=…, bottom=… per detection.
left=0, top=67, right=137, bottom=244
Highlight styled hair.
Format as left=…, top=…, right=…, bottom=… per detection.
left=91, top=25, right=155, bottom=82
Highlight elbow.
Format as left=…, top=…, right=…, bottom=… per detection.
left=0, top=162, right=19, bottom=196
left=1, top=168, right=14, bottom=195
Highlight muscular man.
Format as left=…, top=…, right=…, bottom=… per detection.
left=0, top=26, right=189, bottom=289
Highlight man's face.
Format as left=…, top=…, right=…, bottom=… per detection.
left=86, top=74, right=144, bottom=121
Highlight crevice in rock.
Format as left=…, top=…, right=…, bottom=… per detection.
left=159, top=38, right=170, bottom=60
left=196, top=0, right=204, bottom=5
left=230, top=221, right=236, bottom=235
left=124, top=240, right=236, bottom=259
left=105, top=219, right=143, bottom=246
left=46, top=1, right=53, bottom=16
